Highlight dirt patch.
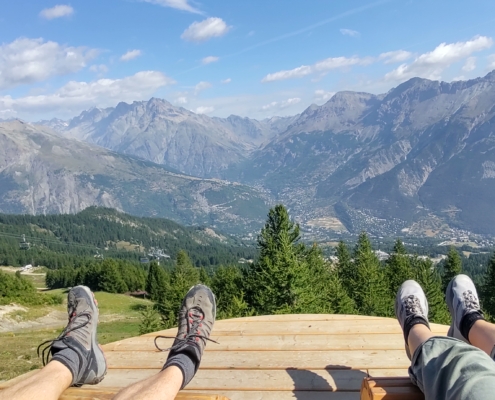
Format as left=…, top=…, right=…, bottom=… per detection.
left=0, top=309, right=67, bottom=333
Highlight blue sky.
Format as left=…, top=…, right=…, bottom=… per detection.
left=1, top=0, right=495, bottom=120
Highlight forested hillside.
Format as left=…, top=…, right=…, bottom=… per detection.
left=0, top=207, right=256, bottom=269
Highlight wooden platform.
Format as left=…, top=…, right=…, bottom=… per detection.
left=1, top=315, right=449, bottom=399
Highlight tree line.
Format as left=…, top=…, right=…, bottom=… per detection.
left=0, top=207, right=256, bottom=269
left=141, top=205, right=495, bottom=333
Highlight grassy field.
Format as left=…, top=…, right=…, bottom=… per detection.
left=0, top=290, right=152, bottom=382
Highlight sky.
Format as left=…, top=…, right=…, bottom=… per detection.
left=1, top=0, right=495, bottom=121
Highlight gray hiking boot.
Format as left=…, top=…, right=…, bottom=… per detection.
left=38, top=286, right=107, bottom=386
left=155, top=285, right=218, bottom=388
left=446, top=274, right=483, bottom=343
left=395, top=280, right=430, bottom=360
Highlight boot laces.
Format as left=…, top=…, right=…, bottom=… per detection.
left=404, top=295, right=424, bottom=317
left=37, top=307, right=92, bottom=366
left=155, top=306, right=218, bottom=351
left=462, top=290, right=480, bottom=312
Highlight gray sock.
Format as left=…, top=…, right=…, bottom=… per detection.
left=51, top=345, right=82, bottom=385
left=162, top=344, right=201, bottom=389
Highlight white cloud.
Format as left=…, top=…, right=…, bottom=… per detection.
left=262, top=56, right=369, bottom=82
left=202, top=56, right=219, bottom=65
left=141, top=0, right=201, bottom=14
left=314, top=89, right=335, bottom=102
left=0, top=37, right=98, bottom=90
left=462, top=57, right=476, bottom=72
left=121, top=49, right=142, bottom=61
left=181, top=18, right=231, bottom=42
left=194, top=81, right=212, bottom=94
left=488, top=55, right=495, bottom=70
left=221, top=78, right=231, bottom=84
left=89, top=64, right=108, bottom=74
left=248, top=31, right=255, bottom=37
left=379, top=50, right=413, bottom=64
left=340, top=28, right=360, bottom=38
left=175, top=96, right=188, bottom=104
left=385, top=36, right=493, bottom=82
left=261, top=97, right=301, bottom=111
left=39, top=5, right=74, bottom=20
left=195, top=106, right=214, bottom=114
left=0, top=71, right=174, bottom=118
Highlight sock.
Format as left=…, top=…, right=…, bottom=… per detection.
left=162, top=344, right=201, bottom=389
left=404, top=316, right=430, bottom=344
left=460, top=311, right=485, bottom=342
left=51, top=346, right=82, bottom=385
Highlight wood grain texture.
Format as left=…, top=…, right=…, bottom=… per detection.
left=1, top=315, right=443, bottom=399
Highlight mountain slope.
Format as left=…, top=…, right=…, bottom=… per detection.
left=39, top=99, right=295, bottom=178
left=245, top=72, right=495, bottom=235
left=0, top=120, right=270, bottom=234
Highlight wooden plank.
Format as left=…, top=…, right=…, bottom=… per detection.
left=203, top=315, right=387, bottom=322
left=183, top=391, right=360, bottom=400
left=61, top=387, right=229, bottom=400
left=144, top=320, right=448, bottom=337
left=367, top=369, right=410, bottom=378
left=104, top=333, right=410, bottom=352
left=90, top=368, right=368, bottom=391
left=360, top=378, right=423, bottom=400
left=104, top=349, right=412, bottom=370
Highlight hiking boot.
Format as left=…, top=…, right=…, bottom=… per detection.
left=395, top=280, right=430, bottom=360
left=155, top=284, right=217, bottom=388
left=38, top=286, right=107, bottom=386
left=446, top=274, right=483, bottom=343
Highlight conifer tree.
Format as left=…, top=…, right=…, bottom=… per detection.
left=386, top=239, right=412, bottom=297
left=481, top=252, right=495, bottom=319
left=291, top=244, right=356, bottom=315
left=99, top=259, right=128, bottom=293
left=158, top=250, right=200, bottom=327
left=145, top=261, right=169, bottom=302
left=352, top=232, right=392, bottom=316
left=442, top=247, right=463, bottom=292
left=245, top=205, right=302, bottom=314
left=335, top=240, right=355, bottom=297
left=412, top=257, right=450, bottom=324
left=211, top=265, right=244, bottom=316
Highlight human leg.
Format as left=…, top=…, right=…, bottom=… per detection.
left=0, top=286, right=106, bottom=400
left=446, top=274, right=495, bottom=357
left=0, top=361, right=72, bottom=400
left=396, top=279, right=495, bottom=400
left=113, top=284, right=217, bottom=400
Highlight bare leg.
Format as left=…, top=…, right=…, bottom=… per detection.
left=0, top=361, right=72, bottom=400
left=468, top=320, right=495, bottom=356
left=112, top=366, right=183, bottom=400
left=407, top=324, right=435, bottom=356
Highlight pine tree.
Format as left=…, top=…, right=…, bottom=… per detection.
left=335, top=241, right=355, bottom=297
left=158, top=250, right=200, bottom=327
left=352, top=232, right=392, bottom=316
left=145, top=262, right=170, bottom=302
left=412, top=257, right=450, bottom=324
left=386, top=239, right=412, bottom=297
left=139, top=305, right=163, bottom=335
left=245, top=205, right=303, bottom=314
left=442, top=247, right=463, bottom=292
left=481, top=252, right=495, bottom=319
left=211, top=265, right=244, bottom=316
left=99, top=259, right=128, bottom=293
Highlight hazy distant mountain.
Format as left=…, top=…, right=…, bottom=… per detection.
left=0, top=120, right=270, bottom=234
left=30, top=72, right=495, bottom=236
left=244, top=71, right=495, bottom=235
left=38, top=99, right=296, bottom=178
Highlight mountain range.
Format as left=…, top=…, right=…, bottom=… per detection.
left=13, top=71, right=495, bottom=236
left=0, top=120, right=270, bottom=235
